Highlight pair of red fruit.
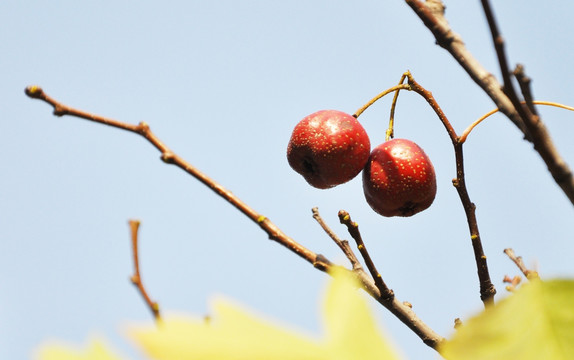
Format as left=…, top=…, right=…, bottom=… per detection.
left=287, top=110, right=437, bottom=217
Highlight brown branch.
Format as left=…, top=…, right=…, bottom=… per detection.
left=503, top=248, right=539, bottom=280
left=459, top=100, right=574, bottom=144
left=128, top=220, right=160, bottom=321
left=502, top=275, right=521, bottom=292
left=479, top=0, right=574, bottom=205
left=338, top=210, right=394, bottom=301
left=480, top=0, right=515, bottom=103
left=25, top=85, right=445, bottom=350
left=25, top=85, right=318, bottom=266
left=404, top=0, right=526, bottom=134
left=312, top=207, right=363, bottom=271
left=313, top=209, right=443, bottom=348
left=404, top=0, right=574, bottom=206
left=513, top=65, right=538, bottom=117
left=404, top=72, right=496, bottom=306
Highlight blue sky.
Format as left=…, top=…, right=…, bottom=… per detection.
left=2, top=1, right=574, bottom=359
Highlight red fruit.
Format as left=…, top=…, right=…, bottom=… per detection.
left=287, top=110, right=371, bottom=189
left=363, top=138, right=436, bottom=217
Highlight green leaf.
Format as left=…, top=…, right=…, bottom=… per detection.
left=36, top=272, right=401, bottom=360
left=323, top=268, right=401, bottom=359
left=128, top=270, right=401, bottom=360
left=440, top=279, right=574, bottom=360
left=128, top=304, right=325, bottom=360
left=36, top=338, right=123, bottom=360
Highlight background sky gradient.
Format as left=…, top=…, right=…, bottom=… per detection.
left=2, top=1, right=574, bottom=359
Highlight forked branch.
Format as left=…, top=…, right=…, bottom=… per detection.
left=25, top=85, right=445, bottom=350
left=480, top=0, right=574, bottom=205
left=405, top=0, right=574, bottom=205
left=338, top=210, right=394, bottom=301
left=401, top=72, right=497, bottom=306
left=503, top=248, right=539, bottom=281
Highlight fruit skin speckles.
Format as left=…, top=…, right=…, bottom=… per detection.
left=363, top=138, right=436, bottom=217
left=287, top=110, right=371, bottom=189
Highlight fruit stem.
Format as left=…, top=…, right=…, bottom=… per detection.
left=459, top=100, right=574, bottom=144
left=387, top=71, right=411, bottom=141
left=353, top=84, right=411, bottom=119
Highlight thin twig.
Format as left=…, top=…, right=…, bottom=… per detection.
left=403, top=0, right=527, bottom=134
left=26, top=85, right=445, bottom=350
left=25, top=85, right=319, bottom=267
left=479, top=0, right=539, bottom=140
left=459, top=100, right=574, bottom=144
left=405, top=0, right=574, bottom=206
left=311, top=207, right=363, bottom=271
left=513, top=65, right=538, bottom=117
left=128, top=220, right=160, bottom=321
left=338, top=210, right=394, bottom=301
left=404, top=72, right=496, bottom=306
left=503, top=248, right=539, bottom=280
left=502, top=275, right=522, bottom=292
left=480, top=0, right=574, bottom=205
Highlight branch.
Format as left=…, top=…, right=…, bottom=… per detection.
left=513, top=65, right=538, bottom=117
left=404, top=0, right=525, bottom=134
left=128, top=220, right=160, bottom=321
left=25, top=85, right=320, bottom=267
left=313, top=208, right=443, bottom=348
left=479, top=0, right=574, bottom=205
left=503, top=248, right=539, bottom=280
left=312, top=207, right=363, bottom=272
left=404, top=0, right=574, bottom=206
left=459, top=100, right=574, bottom=144
left=338, top=210, right=394, bottom=301
left=25, top=85, right=445, bottom=350
left=404, top=73, right=496, bottom=306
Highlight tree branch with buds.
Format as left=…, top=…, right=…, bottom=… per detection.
left=25, top=85, right=444, bottom=350
left=405, top=0, right=574, bottom=205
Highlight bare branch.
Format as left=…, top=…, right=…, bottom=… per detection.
left=338, top=210, right=394, bottom=301
left=404, top=72, right=496, bottom=306
left=25, top=85, right=319, bottom=266
left=479, top=0, right=574, bottom=205
left=503, top=248, right=539, bottom=280
left=404, top=0, right=574, bottom=206
left=312, top=207, right=363, bottom=271
left=25, top=85, right=445, bottom=350
left=128, top=220, right=161, bottom=321
left=513, top=65, right=538, bottom=117
left=460, top=100, right=574, bottom=144
left=404, top=0, right=526, bottom=134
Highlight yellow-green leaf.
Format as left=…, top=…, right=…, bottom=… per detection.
left=129, top=270, right=401, bottom=360
left=323, top=268, right=401, bottom=359
left=36, top=338, right=123, bottom=360
left=128, top=304, right=324, bottom=360
left=440, top=279, right=574, bottom=360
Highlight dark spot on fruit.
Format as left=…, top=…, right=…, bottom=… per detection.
left=302, top=157, right=317, bottom=175
left=398, top=201, right=417, bottom=216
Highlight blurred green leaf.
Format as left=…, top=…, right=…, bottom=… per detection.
left=38, top=271, right=401, bottom=360
left=129, top=269, right=401, bottom=360
left=36, top=339, right=123, bottom=360
left=440, top=279, right=574, bottom=360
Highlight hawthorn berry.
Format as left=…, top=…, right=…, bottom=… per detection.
left=362, top=138, right=436, bottom=217
left=287, top=110, right=370, bottom=189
